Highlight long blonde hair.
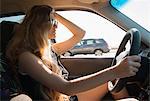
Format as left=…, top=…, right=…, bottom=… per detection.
left=6, top=5, right=66, bottom=101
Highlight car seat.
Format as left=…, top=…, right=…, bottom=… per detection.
left=1, top=21, right=18, bottom=54
left=0, top=21, right=23, bottom=100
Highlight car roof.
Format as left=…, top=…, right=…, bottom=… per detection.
left=1, top=0, right=104, bottom=16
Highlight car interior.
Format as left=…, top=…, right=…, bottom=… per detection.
left=0, top=0, right=150, bottom=101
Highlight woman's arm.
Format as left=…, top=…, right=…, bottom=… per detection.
left=52, top=13, right=85, bottom=55
left=19, top=52, right=141, bottom=96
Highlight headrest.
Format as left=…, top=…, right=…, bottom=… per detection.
left=0, top=21, right=19, bottom=53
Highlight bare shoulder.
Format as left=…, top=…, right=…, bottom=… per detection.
left=18, top=51, right=41, bottom=70
left=19, top=51, right=39, bottom=61
left=18, top=51, right=44, bottom=68
left=19, top=51, right=33, bottom=57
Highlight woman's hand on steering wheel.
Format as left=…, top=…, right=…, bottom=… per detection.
left=113, top=55, right=141, bottom=79
left=108, top=28, right=141, bottom=93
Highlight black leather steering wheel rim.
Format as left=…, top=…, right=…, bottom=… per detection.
left=108, top=28, right=141, bottom=94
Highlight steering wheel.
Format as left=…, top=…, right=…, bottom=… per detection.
left=108, top=28, right=141, bottom=94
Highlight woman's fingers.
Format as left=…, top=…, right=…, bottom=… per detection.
left=114, top=55, right=141, bottom=78
left=128, top=55, right=141, bottom=62
left=129, top=66, right=139, bottom=73
left=129, top=61, right=141, bottom=68
left=127, top=56, right=141, bottom=76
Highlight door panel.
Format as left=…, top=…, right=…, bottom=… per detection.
left=60, top=57, right=113, bottom=79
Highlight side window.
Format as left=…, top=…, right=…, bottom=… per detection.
left=80, top=40, right=85, bottom=45
left=96, top=40, right=101, bottom=44
left=0, top=15, right=24, bottom=23
left=56, top=10, right=126, bottom=57
left=86, top=40, right=94, bottom=45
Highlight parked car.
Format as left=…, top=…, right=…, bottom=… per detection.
left=64, top=38, right=110, bottom=56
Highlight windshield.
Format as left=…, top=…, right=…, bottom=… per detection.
left=110, top=0, right=150, bottom=32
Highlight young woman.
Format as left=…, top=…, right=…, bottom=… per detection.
left=6, top=5, right=141, bottom=101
